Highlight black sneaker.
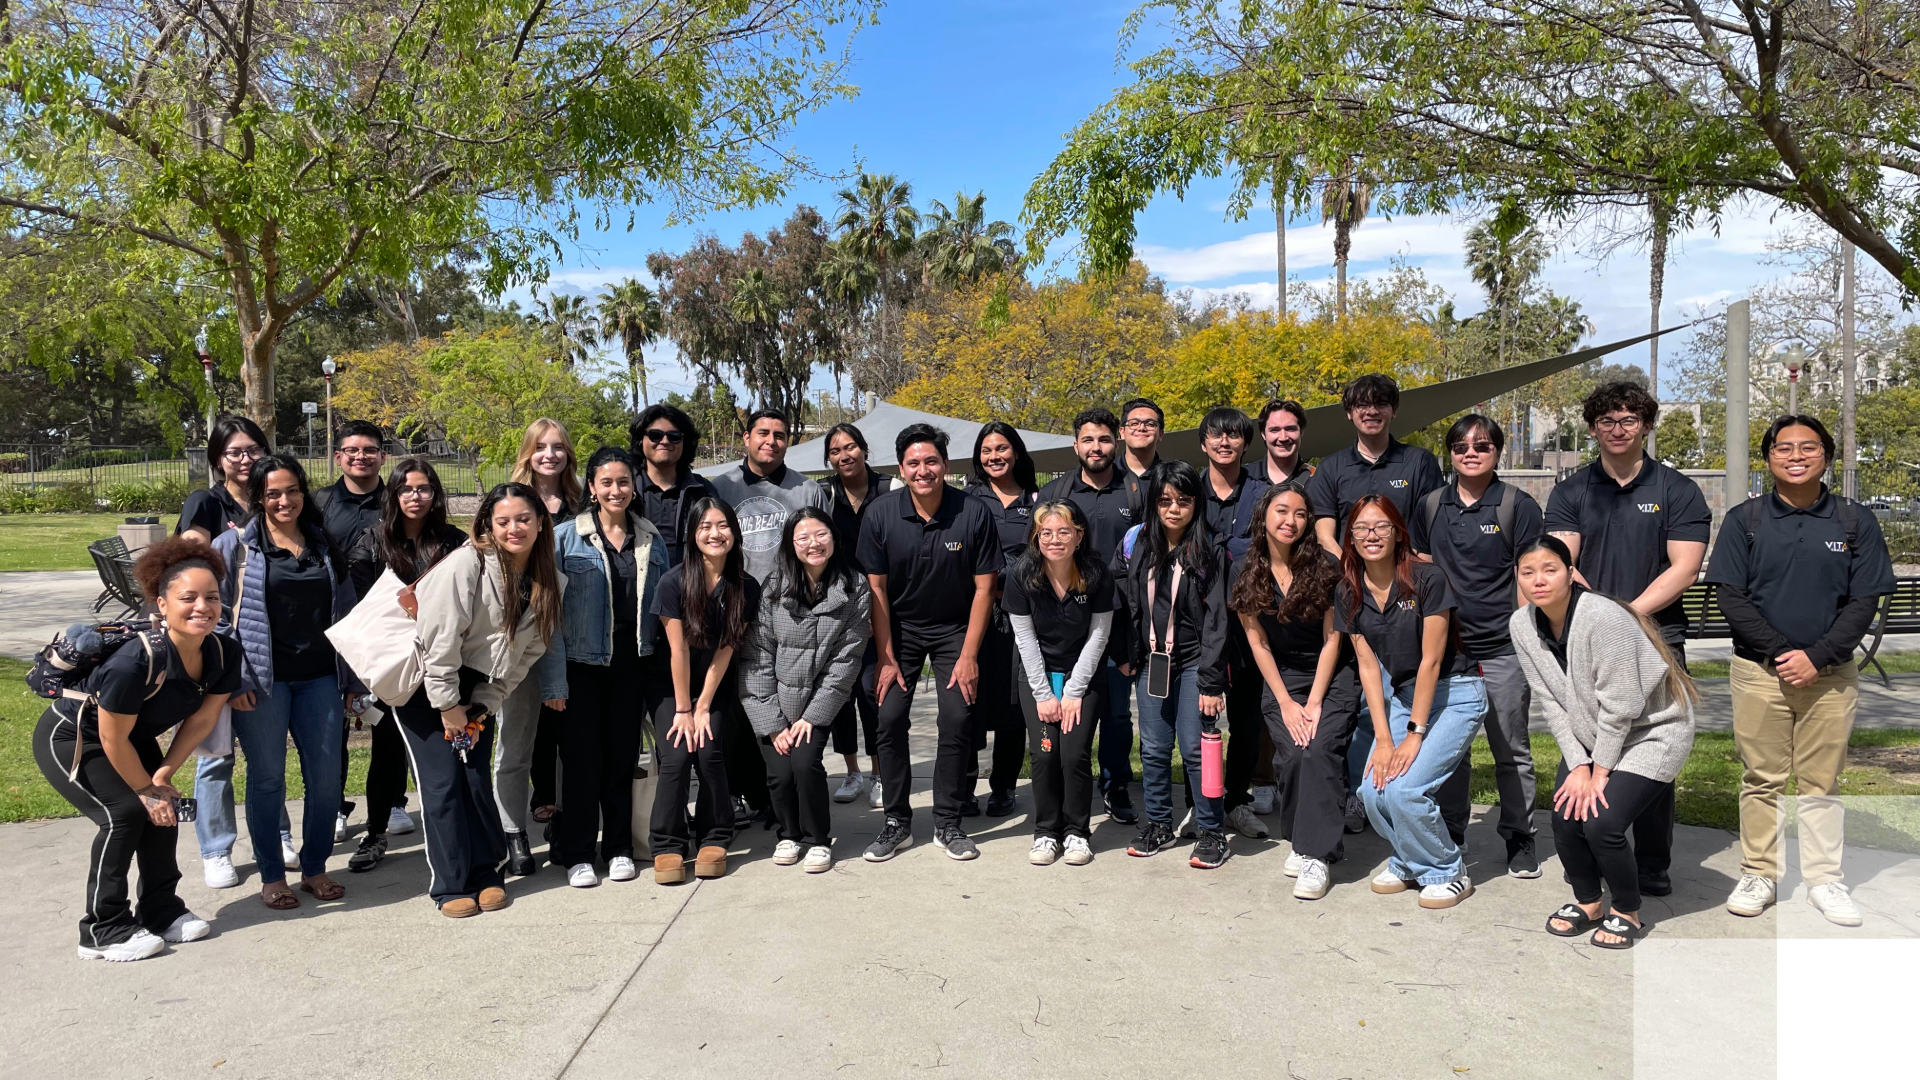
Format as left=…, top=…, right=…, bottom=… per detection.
left=933, top=827, right=980, bottom=861
left=1104, top=786, right=1139, bottom=825
left=1126, top=820, right=1175, bottom=857
left=863, top=818, right=913, bottom=862
left=1506, top=837, right=1542, bottom=879
left=985, top=789, right=1016, bottom=817
left=347, top=833, right=387, bottom=873
left=1190, top=830, right=1232, bottom=869
left=732, top=797, right=755, bottom=828
left=1342, top=793, right=1368, bottom=834
left=1639, top=872, right=1673, bottom=897
left=960, top=797, right=983, bottom=818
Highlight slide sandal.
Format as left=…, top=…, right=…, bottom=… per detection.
left=1589, top=914, right=1652, bottom=950
left=1546, top=903, right=1601, bottom=937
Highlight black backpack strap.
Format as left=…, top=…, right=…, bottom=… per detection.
left=1835, top=497, right=1860, bottom=549
left=1497, top=483, right=1518, bottom=554
left=1420, top=486, right=1445, bottom=539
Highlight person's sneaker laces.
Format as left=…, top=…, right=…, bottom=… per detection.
left=567, top=863, right=598, bottom=888
left=1343, top=794, right=1368, bottom=834
left=863, top=818, right=912, bottom=862
left=1418, top=877, right=1474, bottom=909
left=163, top=911, right=211, bottom=943
left=1030, top=836, right=1061, bottom=865
left=1294, top=858, right=1331, bottom=900
left=387, top=807, right=416, bottom=835
left=773, top=839, right=805, bottom=865
left=1726, top=874, right=1776, bottom=917
left=934, top=827, right=979, bottom=861
left=833, top=772, right=865, bottom=803
left=1251, top=784, right=1277, bottom=816
left=1507, top=837, right=1542, bottom=879
left=347, top=834, right=387, bottom=873
left=1063, top=835, right=1093, bottom=865
left=1808, top=882, right=1863, bottom=927
left=333, top=811, right=349, bottom=843
left=803, top=845, right=833, bottom=873
left=608, top=856, right=638, bottom=882
left=1177, top=808, right=1197, bottom=839
left=1283, top=849, right=1306, bottom=878
left=1226, top=804, right=1270, bottom=839
left=1189, top=830, right=1231, bottom=869
left=202, top=853, right=239, bottom=889
left=77, top=929, right=164, bottom=962
left=869, top=779, right=885, bottom=810
left=1127, top=821, right=1175, bottom=857
left=1104, top=785, right=1139, bottom=825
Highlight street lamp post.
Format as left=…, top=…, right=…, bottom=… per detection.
left=321, top=356, right=336, bottom=481
left=1784, top=343, right=1805, bottom=416
left=194, top=325, right=215, bottom=486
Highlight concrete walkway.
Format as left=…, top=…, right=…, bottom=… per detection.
left=4, top=702, right=1917, bottom=1080
left=0, top=570, right=117, bottom=660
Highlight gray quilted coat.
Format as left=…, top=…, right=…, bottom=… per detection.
left=737, top=570, right=872, bottom=737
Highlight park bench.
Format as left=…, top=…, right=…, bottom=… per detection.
left=1680, top=577, right=1920, bottom=689
left=86, top=537, right=141, bottom=620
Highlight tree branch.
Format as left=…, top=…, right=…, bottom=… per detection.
left=0, top=193, right=220, bottom=260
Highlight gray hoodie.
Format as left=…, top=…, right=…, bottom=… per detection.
left=708, top=461, right=832, bottom=583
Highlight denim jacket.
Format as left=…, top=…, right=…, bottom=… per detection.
left=536, top=507, right=667, bottom=699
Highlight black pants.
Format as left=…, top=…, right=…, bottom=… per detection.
left=1016, top=660, right=1103, bottom=839
left=1262, top=666, right=1360, bottom=862
left=974, top=618, right=1024, bottom=795
left=392, top=669, right=506, bottom=906
left=648, top=691, right=735, bottom=858
left=760, top=726, right=833, bottom=847
left=724, top=689, right=771, bottom=815
left=33, top=708, right=188, bottom=947
left=874, top=624, right=980, bottom=829
left=555, top=642, right=650, bottom=865
left=832, top=639, right=880, bottom=758
left=1550, top=760, right=1673, bottom=914
left=1635, top=642, right=1683, bottom=881
left=531, top=702, right=562, bottom=810
left=1223, top=659, right=1264, bottom=811
left=363, top=712, right=411, bottom=838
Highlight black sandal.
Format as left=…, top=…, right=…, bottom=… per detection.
left=1589, top=914, right=1651, bottom=950
left=1546, top=903, right=1601, bottom=937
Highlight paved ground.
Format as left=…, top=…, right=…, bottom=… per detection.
left=0, top=571, right=121, bottom=660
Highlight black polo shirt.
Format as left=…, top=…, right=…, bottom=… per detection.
left=1409, top=477, right=1545, bottom=659
left=856, top=485, right=1003, bottom=636
left=1705, top=488, right=1895, bottom=659
left=604, top=528, right=639, bottom=639
left=1306, top=438, right=1444, bottom=534
left=1333, top=561, right=1472, bottom=687
left=1203, top=466, right=1266, bottom=563
left=63, top=632, right=242, bottom=743
left=1544, top=454, right=1711, bottom=645
left=638, top=468, right=714, bottom=567
left=1235, top=550, right=1341, bottom=673
left=314, top=478, right=384, bottom=555
left=1036, top=468, right=1137, bottom=571
left=968, top=483, right=1038, bottom=569
left=263, top=532, right=338, bottom=682
left=176, top=485, right=247, bottom=538
left=1001, top=563, right=1116, bottom=672
left=823, top=467, right=886, bottom=551
left=1245, top=456, right=1314, bottom=487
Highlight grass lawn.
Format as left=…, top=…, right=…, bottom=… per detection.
left=0, top=513, right=136, bottom=571
left=1687, top=652, right=1920, bottom=679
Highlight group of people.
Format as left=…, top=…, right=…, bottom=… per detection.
left=34, top=372, right=1892, bottom=961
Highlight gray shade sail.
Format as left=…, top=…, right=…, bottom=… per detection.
left=696, top=399, right=1078, bottom=477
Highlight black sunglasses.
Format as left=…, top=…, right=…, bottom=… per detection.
left=643, top=429, right=685, bottom=445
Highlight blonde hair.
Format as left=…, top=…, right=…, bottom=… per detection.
left=1023, top=501, right=1087, bottom=593
left=508, top=418, right=582, bottom=513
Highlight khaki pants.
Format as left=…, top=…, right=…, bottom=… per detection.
left=1729, top=657, right=1856, bottom=885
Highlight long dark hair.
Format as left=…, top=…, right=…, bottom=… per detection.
left=206, top=414, right=271, bottom=482
left=1515, top=536, right=1698, bottom=707
left=680, top=496, right=749, bottom=651
left=247, top=454, right=326, bottom=541
left=1229, top=482, right=1338, bottom=623
left=583, top=445, right=637, bottom=513
left=378, top=457, right=460, bottom=579
left=1339, top=494, right=1418, bottom=622
left=1138, top=459, right=1211, bottom=577
left=971, top=421, right=1039, bottom=494
left=771, top=506, right=860, bottom=610
left=631, top=403, right=702, bottom=469
left=473, top=482, right=561, bottom=646
left=1015, top=500, right=1106, bottom=597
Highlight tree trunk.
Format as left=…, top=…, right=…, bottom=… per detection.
left=1334, top=215, right=1351, bottom=320
left=239, top=314, right=282, bottom=447
left=1275, top=176, right=1287, bottom=319
left=1647, top=195, right=1671, bottom=458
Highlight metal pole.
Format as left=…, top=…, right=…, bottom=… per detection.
left=1841, top=238, right=1858, bottom=498
left=1274, top=175, right=1287, bottom=320
left=1726, top=300, right=1750, bottom=509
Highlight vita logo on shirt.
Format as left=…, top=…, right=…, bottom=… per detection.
left=944, top=541, right=963, bottom=552
left=1825, top=541, right=1849, bottom=553
left=1480, top=524, right=1501, bottom=535
left=1389, top=479, right=1409, bottom=488
left=1396, top=598, right=1419, bottom=612
left=1636, top=502, right=1661, bottom=513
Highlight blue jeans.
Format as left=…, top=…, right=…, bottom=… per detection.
left=1359, top=674, right=1486, bottom=884
left=1135, top=667, right=1223, bottom=833
left=1098, top=659, right=1138, bottom=793
left=232, top=675, right=344, bottom=882
left=193, top=752, right=292, bottom=859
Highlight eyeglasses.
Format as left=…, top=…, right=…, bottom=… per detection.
left=1203, top=432, right=1245, bottom=444
left=1036, top=527, right=1081, bottom=542
left=397, top=485, right=435, bottom=500
left=1124, top=419, right=1162, bottom=432
left=1769, top=442, right=1827, bottom=459
left=1156, top=495, right=1195, bottom=511
left=643, top=429, right=685, bottom=445
left=1594, top=416, right=1644, bottom=433
left=221, top=445, right=265, bottom=462
left=1350, top=523, right=1397, bottom=539
left=1450, top=441, right=1496, bottom=455
left=339, top=447, right=383, bottom=458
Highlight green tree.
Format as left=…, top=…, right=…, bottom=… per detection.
left=0, top=0, right=872, bottom=441
left=532, top=291, right=599, bottom=367
left=832, top=173, right=923, bottom=395
left=424, top=328, right=627, bottom=466
left=921, top=192, right=1017, bottom=287
left=598, top=280, right=665, bottom=415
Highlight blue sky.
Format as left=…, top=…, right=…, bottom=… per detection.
left=525, top=1, right=1852, bottom=403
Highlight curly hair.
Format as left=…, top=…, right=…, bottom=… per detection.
left=132, top=536, right=228, bottom=601
left=1228, top=483, right=1338, bottom=623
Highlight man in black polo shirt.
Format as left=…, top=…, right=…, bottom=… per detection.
left=1119, top=397, right=1164, bottom=518
left=1198, top=406, right=1275, bottom=839
left=629, top=403, right=715, bottom=567
left=1038, top=407, right=1143, bottom=823
left=313, top=419, right=387, bottom=554
left=1410, top=414, right=1547, bottom=878
left=1246, top=398, right=1314, bottom=487
left=1308, top=374, right=1444, bottom=555
left=857, top=423, right=1003, bottom=863
left=1707, top=415, right=1894, bottom=925
left=1546, top=380, right=1710, bottom=895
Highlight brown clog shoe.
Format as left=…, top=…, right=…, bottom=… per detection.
left=440, top=898, right=480, bottom=919
left=653, top=853, right=687, bottom=885
left=477, top=886, right=508, bottom=912
left=694, top=845, right=728, bottom=879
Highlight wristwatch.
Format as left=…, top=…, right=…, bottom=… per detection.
left=1406, top=720, right=1428, bottom=736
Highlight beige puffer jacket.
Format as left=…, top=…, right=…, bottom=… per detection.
left=414, top=545, right=562, bottom=716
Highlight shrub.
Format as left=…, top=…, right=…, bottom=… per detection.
left=0, top=487, right=38, bottom=513
left=0, top=453, right=27, bottom=474
left=59, top=449, right=145, bottom=469
left=103, top=478, right=191, bottom=514
left=0, top=482, right=98, bottom=513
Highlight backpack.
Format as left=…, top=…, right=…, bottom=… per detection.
left=1421, top=482, right=1519, bottom=554
left=28, top=618, right=167, bottom=779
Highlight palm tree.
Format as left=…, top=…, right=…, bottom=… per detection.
left=1319, top=164, right=1373, bottom=319
left=1466, top=205, right=1550, bottom=452
left=598, top=279, right=664, bottom=415
left=1646, top=193, right=1673, bottom=456
left=729, top=267, right=785, bottom=414
left=921, top=191, right=1016, bottom=287
left=834, top=173, right=920, bottom=265
left=533, top=288, right=598, bottom=366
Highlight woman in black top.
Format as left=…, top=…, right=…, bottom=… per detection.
left=819, top=422, right=897, bottom=805
left=343, top=458, right=468, bottom=872
left=177, top=415, right=270, bottom=543
left=969, top=421, right=1041, bottom=817
left=1003, top=500, right=1113, bottom=866
left=33, top=537, right=241, bottom=961
left=1229, top=482, right=1357, bottom=899
left=648, top=497, right=761, bottom=884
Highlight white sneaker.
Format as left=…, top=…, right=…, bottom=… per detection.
left=1726, top=874, right=1776, bottom=917
left=869, top=779, right=885, bottom=810
left=1251, top=784, right=1276, bottom=815
left=1226, top=804, right=1270, bottom=839
left=333, top=812, right=348, bottom=843
left=77, top=928, right=165, bottom=962
left=280, top=837, right=300, bottom=868
left=1370, top=868, right=1415, bottom=894
left=163, top=911, right=211, bottom=943
left=387, top=807, right=416, bottom=835
left=803, top=845, right=833, bottom=873
left=608, top=857, right=637, bottom=882
left=1063, top=835, right=1093, bottom=866
left=1808, top=882, right=1863, bottom=927
left=1294, top=858, right=1331, bottom=900
left=1029, top=836, right=1061, bottom=866
left=1283, top=850, right=1306, bottom=878
left=833, top=772, right=865, bottom=804
left=567, top=863, right=598, bottom=888
left=1177, top=808, right=1196, bottom=839
left=202, top=853, right=239, bottom=889
left=1418, top=877, right=1474, bottom=909
left=773, top=839, right=805, bottom=865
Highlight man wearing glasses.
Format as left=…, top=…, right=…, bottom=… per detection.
left=1545, top=381, right=1710, bottom=898
left=1118, top=397, right=1165, bottom=520
left=313, top=420, right=388, bottom=555
left=630, top=404, right=715, bottom=566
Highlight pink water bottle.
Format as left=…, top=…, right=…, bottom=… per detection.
left=1200, top=726, right=1225, bottom=799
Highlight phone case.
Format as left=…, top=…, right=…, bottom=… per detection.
left=1146, top=652, right=1172, bottom=698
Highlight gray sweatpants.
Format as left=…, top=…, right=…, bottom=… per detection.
left=493, top=675, right=543, bottom=836
left=1438, top=652, right=1538, bottom=846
